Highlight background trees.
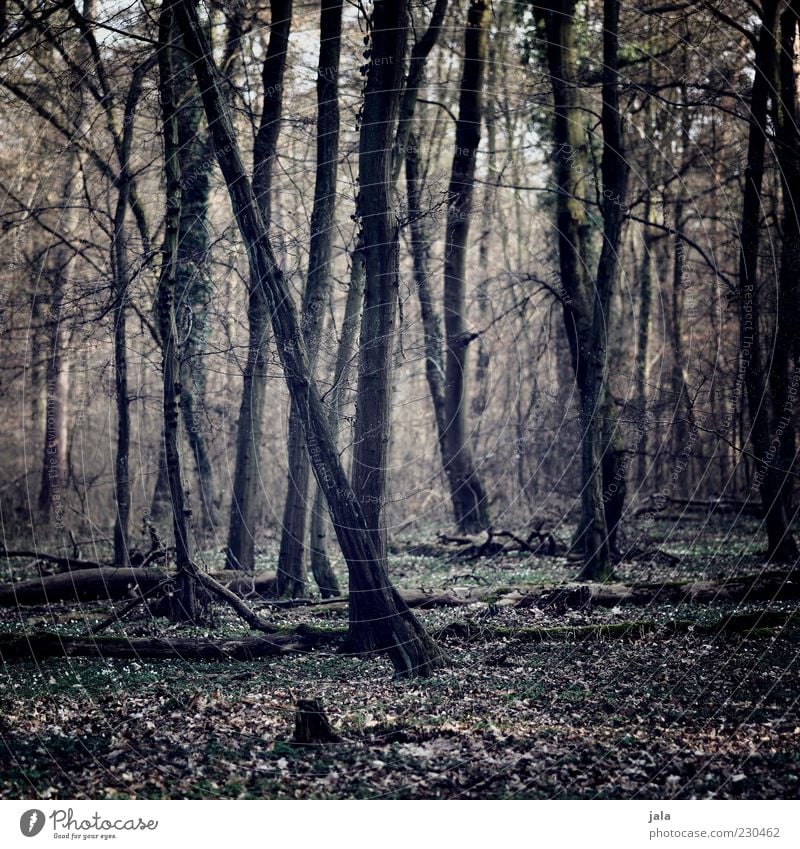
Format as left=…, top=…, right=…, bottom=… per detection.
left=0, top=0, right=797, bottom=671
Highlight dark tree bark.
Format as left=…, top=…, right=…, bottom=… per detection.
left=157, top=3, right=202, bottom=621
left=406, top=134, right=448, bottom=463
left=308, top=252, right=364, bottom=598
left=536, top=0, right=628, bottom=579
left=225, top=0, right=291, bottom=573
left=225, top=292, right=269, bottom=573
left=277, top=0, right=342, bottom=598
left=391, top=0, right=449, bottom=184
left=111, top=181, right=131, bottom=567
left=771, top=0, right=800, bottom=537
left=171, top=0, right=441, bottom=677
left=574, top=0, right=628, bottom=579
left=307, top=0, right=449, bottom=593
left=291, top=698, right=341, bottom=744
left=108, top=60, right=153, bottom=568
left=174, top=42, right=218, bottom=536
left=737, top=0, right=799, bottom=563
left=350, top=0, right=410, bottom=562
left=441, top=0, right=492, bottom=534
left=634, top=192, right=656, bottom=487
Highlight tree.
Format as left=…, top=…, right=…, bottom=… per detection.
left=157, top=1, right=202, bottom=620
left=171, top=0, right=441, bottom=677
left=534, top=0, right=628, bottom=579
left=737, top=0, right=799, bottom=562
left=225, top=0, right=292, bottom=573
left=440, top=0, right=492, bottom=533
left=276, top=0, right=343, bottom=598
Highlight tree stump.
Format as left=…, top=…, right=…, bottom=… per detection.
left=291, top=698, right=341, bottom=745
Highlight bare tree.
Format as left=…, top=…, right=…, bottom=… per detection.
left=172, top=0, right=441, bottom=676
left=225, top=0, right=292, bottom=573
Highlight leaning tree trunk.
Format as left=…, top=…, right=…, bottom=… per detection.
left=737, top=0, right=798, bottom=563
left=277, top=0, right=341, bottom=598
left=172, top=0, right=440, bottom=676
left=225, top=0, right=291, bottom=573
left=441, top=0, right=492, bottom=534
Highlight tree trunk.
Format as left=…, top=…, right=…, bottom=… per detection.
left=575, top=0, right=628, bottom=580
left=225, top=291, right=270, bottom=572
left=538, top=0, right=627, bottom=579
left=441, top=0, right=491, bottom=534
left=635, top=192, right=656, bottom=487
left=149, top=433, right=172, bottom=533
left=406, top=134, right=449, bottom=468
left=38, top=164, right=73, bottom=530
left=277, top=0, right=341, bottom=598
left=175, top=44, right=218, bottom=536
left=771, top=0, right=800, bottom=535
left=158, top=4, right=202, bottom=621
left=111, top=169, right=131, bottom=568
left=308, top=251, right=365, bottom=598
left=737, top=0, right=798, bottom=563
left=172, top=0, right=441, bottom=677
left=225, top=0, right=291, bottom=573
left=350, top=0, right=410, bottom=563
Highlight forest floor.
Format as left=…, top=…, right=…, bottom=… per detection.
left=0, top=516, right=798, bottom=799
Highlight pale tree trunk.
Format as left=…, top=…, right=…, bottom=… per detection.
left=225, top=0, right=291, bottom=572
left=38, top=162, right=74, bottom=530
left=173, top=0, right=440, bottom=676
left=441, top=0, right=491, bottom=534
left=277, top=0, right=342, bottom=598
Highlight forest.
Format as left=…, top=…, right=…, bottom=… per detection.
left=0, top=0, right=798, bottom=801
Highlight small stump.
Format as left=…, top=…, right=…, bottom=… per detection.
left=291, top=698, right=341, bottom=745
left=536, top=585, right=592, bottom=614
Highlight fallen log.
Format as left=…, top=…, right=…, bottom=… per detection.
left=0, top=568, right=169, bottom=606
left=0, top=624, right=341, bottom=662
left=0, top=568, right=278, bottom=608
left=506, top=571, right=800, bottom=610
left=435, top=609, right=798, bottom=644
left=409, top=528, right=566, bottom=559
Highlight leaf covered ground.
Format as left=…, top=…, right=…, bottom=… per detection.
left=0, top=517, right=798, bottom=799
